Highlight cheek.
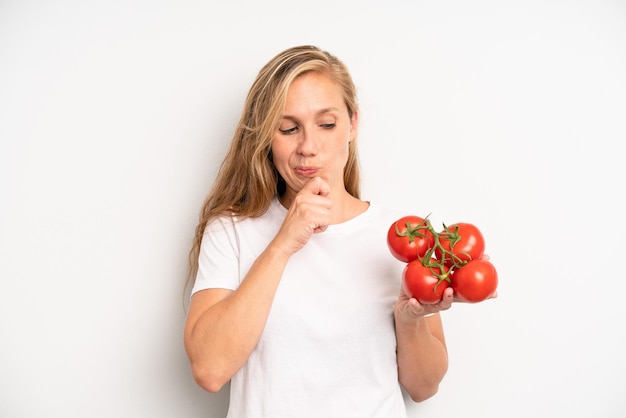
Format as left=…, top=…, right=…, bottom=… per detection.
left=336, top=137, right=351, bottom=159
left=270, top=140, right=291, bottom=169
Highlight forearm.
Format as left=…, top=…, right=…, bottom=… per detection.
left=185, top=243, right=290, bottom=392
left=395, top=315, right=449, bottom=402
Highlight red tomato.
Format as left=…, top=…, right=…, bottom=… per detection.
left=451, top=259, right=498, bottom=303
left=435, top=222, right=485, bottom=269
left=387, top=216, right=435, bottom=263
left=402, top=259, right=450, bottom=304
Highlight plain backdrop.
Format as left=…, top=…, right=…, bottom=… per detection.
left=1, top=0, right=625, bottom=417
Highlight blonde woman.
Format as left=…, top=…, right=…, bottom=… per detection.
left=184, top=45, right=452, bottom=417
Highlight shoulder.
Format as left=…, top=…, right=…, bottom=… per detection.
left=204, top=198, right=285, bottom=236
left=366, top=201, right=410, bottom=224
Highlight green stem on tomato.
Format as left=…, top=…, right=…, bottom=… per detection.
left=416, top=217, right=474, bottom=286
left=395, top=220, right=431, bottom=243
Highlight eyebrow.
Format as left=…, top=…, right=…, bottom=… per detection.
left=281, top=107, right=341, bottom=121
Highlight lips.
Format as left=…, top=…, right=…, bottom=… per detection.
left=295, top=166, right=319, bottom=177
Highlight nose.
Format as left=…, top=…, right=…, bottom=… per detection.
left=296, top=128, right=319, bottom=156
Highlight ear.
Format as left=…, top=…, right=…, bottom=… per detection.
left=348, top=111, right=359, bottom=142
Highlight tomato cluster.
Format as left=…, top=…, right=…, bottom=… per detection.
left=387, top=216, right=498, bottom=304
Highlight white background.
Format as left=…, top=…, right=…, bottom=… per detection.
left=1, top=1, right=625, bottom=417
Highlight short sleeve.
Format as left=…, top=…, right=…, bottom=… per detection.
left=191, top=216, right=241, bottom=295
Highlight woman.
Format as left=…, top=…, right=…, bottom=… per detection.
left=184, top=45, right=452, bottom=417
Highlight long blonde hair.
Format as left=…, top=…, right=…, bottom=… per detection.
left=186, top=45, right=361, bottom=290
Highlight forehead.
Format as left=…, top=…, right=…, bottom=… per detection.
left=283, top=72, right=346, bottom=113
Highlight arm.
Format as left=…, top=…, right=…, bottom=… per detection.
left=184, top=178, right=332, bottom=393
left=394, top=288, right=453, bottom=402
left=184, top=243, right=290, bottom=392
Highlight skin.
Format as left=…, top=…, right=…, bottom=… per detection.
left=184, top=72, right=452, bottom=401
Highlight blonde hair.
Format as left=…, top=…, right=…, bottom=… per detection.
left=186, top=45, right=361, bottom=290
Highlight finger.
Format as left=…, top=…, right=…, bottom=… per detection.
left=285, top=177, right=332, bottom=237
left=436, top=288, right=454, bottom=310
left=304, top=176, right=331, bottom=197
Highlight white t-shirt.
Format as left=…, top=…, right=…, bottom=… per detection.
left=192, top=198, right=408, bottom=418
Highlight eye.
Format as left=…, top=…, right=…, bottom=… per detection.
left=279, top=126, right=298, bottom=135
left=320, top=123, right=336, bottom=129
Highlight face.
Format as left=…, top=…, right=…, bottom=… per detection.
left=271, top=71, right=357, bottom=202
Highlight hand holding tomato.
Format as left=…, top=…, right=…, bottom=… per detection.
left=394, top=286, right=454, bottom=325
left=388, top=215, right=498, bottom=304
